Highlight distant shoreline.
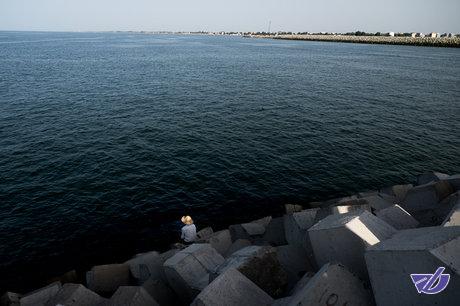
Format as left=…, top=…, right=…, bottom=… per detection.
left=246, top=34, right=460, bottom=48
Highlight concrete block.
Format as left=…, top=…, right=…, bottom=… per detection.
left=285, top=209, right=321, bottom=264
left=276, top=245, right=313, bottom=292
left=361, top=194, right=394, bottom=210
left=159, top=249, right=179, bottom=262
left=402, top=181, right=453, bottom=213
left=435, top=180, right=455, bottom=200
left=358, top=190, right=378, bottom=198
left=285, top=204, right=303, bottom=214
left=241, top=222, right=266, bottom=235
left=444, top=174, right=460, bottom=190
left=311, top=207, right=332, bottom=224
left=229, top=224, right=251, bottom=241
left=163, top=252, right=208, bottom=303
left=191, top=268, right=273, bottom=306
left=326, top=195, right=369, bottom=207
left=437, top=191, right=460, bottom=220
left=181, top=244, right=225, bottom=271
left=125, top=251, right=162, bottom=283
left=286, top=263, right=372, bottom=306
left=284, top=208, right=319, bottom=266
left=142, top=276, right=176, bottom=306
left=380, top=184, right=413, bottom=203
left=443, top=202, right=460, bottom=226
left=263, top=217, right=287, bottom=246
left=365, top=226, right=460, bottom=306
left=1, top=292, right=21, bottom=306
left=196, top=227, right=214, bottom=240
left=285, top=210, right=319, bottom=244
left=331, top=204, right=371, bottom=214
left=208, top=230, right=232, bottom=256
left=251, top=238, right=271, bottom=246
left=47, top=270, right=79, bottom=285
left=214, top=246, right=288, bottom=297
left=45, top=283, right=106, bottom=306
left=251, top=216, right=272, bottom=227
left=308, top=210, right=397, bottom=279
left=410, top=191, right=460, bottom=227
left=310, top=202, right=326, bottom=209
left=271, top=297, right=292, bottom=306
left=225, top=239, right=252, bottom=257
left=417, top=171, right=449, bottom=185
left=163, top=244, right=224, bottom=303
left=375, top=204, right=419, bottom=230
left=108, top=286, right=158, bottom=306
left=20, top=282, right=61, bottom=306
left=289, top=271, right=315, bottom=296
left=86, top=264, right=130, bottom=295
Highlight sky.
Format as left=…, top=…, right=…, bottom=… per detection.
left=1, top=0, right=460, bottom=33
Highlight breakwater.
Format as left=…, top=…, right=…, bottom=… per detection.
left=1, top=171, right=459, bottom=305
left=248, top=34, right=460, bottom=48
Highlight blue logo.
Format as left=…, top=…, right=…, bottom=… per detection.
left=410, top=267, right=450, bottom=294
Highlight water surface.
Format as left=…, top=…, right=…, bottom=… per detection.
left=0, top=31, right=459, bottom=291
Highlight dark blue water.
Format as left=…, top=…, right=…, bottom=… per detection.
left=0, top=31, right=459, bottom=292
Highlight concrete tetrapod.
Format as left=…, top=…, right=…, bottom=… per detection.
left=365, top=226, right=460, bottom=306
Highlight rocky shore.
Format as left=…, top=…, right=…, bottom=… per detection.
left=1, top=171, right=459, bottom=305
left=247, top=34, right=460, bottom=48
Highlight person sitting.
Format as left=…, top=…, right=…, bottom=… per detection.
left=180, top=215, right=197, bottom=245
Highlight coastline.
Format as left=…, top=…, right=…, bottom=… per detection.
left=246, top=34, right=460, bottom=48
left=2, top=171, right=459, bottom=305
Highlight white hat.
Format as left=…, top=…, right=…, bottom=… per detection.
left=181, top=215, right=193, bottom=225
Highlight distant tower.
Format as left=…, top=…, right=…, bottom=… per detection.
left=268, top=20, right=271, bottom=34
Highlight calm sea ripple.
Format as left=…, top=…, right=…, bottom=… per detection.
left=0, top=31, right=459, bottom=292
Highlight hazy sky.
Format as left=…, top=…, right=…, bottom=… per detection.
left=1, top=0, right=460, bottom=33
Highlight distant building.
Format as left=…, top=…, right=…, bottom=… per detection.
left=389, top=32, right=395, bottom=37
left=417, top=33, right=425, bottom=38
left=429, top=32, right=439, bottom=38
left=447, top=33, right=455, bottom=38
left=411, top=33, right=416, bottom=38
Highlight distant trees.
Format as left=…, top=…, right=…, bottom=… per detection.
left=395, top=33, right=412, bottom=37
left=342, top=31, right=413, bottom=37
left=344, top=31, right=372, bottom=36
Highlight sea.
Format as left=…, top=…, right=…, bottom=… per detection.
left=0, top=31, right=459, bottom=292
